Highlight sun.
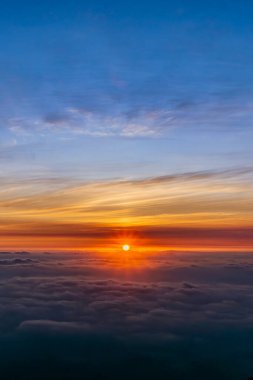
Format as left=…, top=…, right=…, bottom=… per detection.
left=122, top=244, right=130, bottom=252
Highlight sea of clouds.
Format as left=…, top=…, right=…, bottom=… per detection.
left=0, top=250, right=253, bottom=379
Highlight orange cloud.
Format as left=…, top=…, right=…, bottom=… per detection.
left=0, top=169, right=253, bottom=251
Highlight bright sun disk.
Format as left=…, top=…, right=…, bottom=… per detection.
left=122, top=244, right=130, bottom=251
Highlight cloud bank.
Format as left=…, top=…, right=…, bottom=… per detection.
left=0, top=251, right=253, bottom=379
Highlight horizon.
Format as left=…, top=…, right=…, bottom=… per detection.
left=0, top=1, right=253, bottom=379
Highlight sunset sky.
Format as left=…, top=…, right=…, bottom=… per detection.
left=1, top=2, right=253, bottom=380
left=1, top=0, right=253, bottom=252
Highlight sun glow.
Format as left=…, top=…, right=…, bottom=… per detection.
left=122, top=244, right=130, bottom=252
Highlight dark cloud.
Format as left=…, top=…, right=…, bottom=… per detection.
left=0, top=258, right=35, bottom=265
left=0, top=252, right=253, bottom=378
left=133, top=166, right=253, bottom=185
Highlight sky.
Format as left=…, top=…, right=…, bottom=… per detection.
left=1, top=1, right=253, bottom=251
left=0, top=0, right=253, bottom=251
left=1, top=2, right=253, bottom=379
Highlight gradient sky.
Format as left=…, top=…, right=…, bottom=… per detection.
left=2, top=4, right=253, bottom=380
left=1, top=0, right=253, bottom=251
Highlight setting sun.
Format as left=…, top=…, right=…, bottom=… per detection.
left=122, top=244, right=130, bottom=252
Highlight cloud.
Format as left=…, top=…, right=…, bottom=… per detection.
left=0, top=252, right=253, bottom=379
left=0, top=258, right=35, bottom=265
left=6, top=108, right=171, bottom=138
left=0, top=251, right=253, bottom=336
left=0, top=167, right=252, bottom=251
left=18, top=319, right=91, bottom=333
left=5, top=96, right=253, bottom=140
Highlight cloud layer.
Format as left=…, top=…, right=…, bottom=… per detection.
left=0, top=250, right=253, bottom=379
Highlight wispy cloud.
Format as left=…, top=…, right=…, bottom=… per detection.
left=4, top=98, right=253, bottom=140
left=0, top=168, right=252, bottom=250
left=5, top=107, right=173, bottom=138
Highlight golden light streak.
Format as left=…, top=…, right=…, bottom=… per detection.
left=0, top=170, right=252, bottom=251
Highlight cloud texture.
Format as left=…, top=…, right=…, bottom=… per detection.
left=0, top=250, right=253, bottom=379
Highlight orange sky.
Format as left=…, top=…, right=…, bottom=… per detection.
left=1, top=169, right=253, bottom=252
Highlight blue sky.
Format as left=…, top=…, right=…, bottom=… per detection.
left=0, top=0, right=253, bottom=182
left=1, top=5, right=253, bottom=378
